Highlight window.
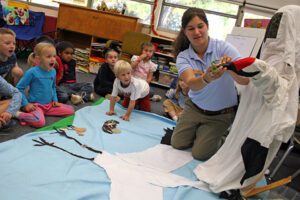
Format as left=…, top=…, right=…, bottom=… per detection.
left=92, top=0, right=153, bottom=24
left=19, top=0, right=88, bottom=8
left=158, top=0, right=239, bottom=40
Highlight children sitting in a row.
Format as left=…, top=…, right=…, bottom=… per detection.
left=0, top=27, right=179, bottom=129
left=28, top=37, right=94, bottom=105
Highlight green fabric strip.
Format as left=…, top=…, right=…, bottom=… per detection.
left=36, top=98, right=105, bottom=132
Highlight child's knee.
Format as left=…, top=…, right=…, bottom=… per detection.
left=12, top=67, right=23, bottom=79
left=63, top=105, right=75, bottom=116
left=32, top=119, right=46, bottom=128
left=18, top=111, right=45, bottom=128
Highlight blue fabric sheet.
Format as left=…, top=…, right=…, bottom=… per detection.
left=0, top=100, right=265, bottom=199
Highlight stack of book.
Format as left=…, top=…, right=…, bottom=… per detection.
left=89, top=56, right=105, bottom=74
left=74, top=48, right=90, bottom=73
left=89, top=42, right=107, bottom=74
left=91, top=42, right=106, bottom=57
left=157, top=44, right=173, bottom=54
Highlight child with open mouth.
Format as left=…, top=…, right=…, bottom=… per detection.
left=15, top=42, right=74, bottom=128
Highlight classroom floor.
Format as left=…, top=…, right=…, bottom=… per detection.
left=0, top=58, right=299, bottom=199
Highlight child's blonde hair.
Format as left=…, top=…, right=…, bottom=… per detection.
left=0, top=28, right=16, bottom=37
left=114, top=60, right=131, bottom=76
left=27, top=53, right=35, bottom=67
left=27, top=43, right=55, bottom=67
left=34, top=42, right=55, bottom=57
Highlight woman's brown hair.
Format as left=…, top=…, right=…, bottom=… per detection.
left=173, top=8, right=208, bottom=58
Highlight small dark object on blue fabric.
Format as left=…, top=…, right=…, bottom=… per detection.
left=161, top=127, right=175, bottom=145
left=102, top=120, right=121, bottom=134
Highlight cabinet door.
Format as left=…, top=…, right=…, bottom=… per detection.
left=57, top=3, right=142, bottom=41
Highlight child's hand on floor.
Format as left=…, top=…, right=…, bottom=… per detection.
left=120, top=114, right=130, bottom=121
left=106, top=111, right=116, bottom=116
left=23, top=103, right=36, bottom=112
left=52, top=102, right=61, bottom=107
left=0, top=112, right=12, bottom=122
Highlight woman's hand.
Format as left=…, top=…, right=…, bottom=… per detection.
left=202, top=55, right=232, bottom=83
left=203, top=65, right=226, bottom=83
left=219, top=55, right=232, bottom=65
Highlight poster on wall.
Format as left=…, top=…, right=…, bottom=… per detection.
left=244, top=19, right=270, bottom=29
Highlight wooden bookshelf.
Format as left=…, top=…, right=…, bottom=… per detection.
left=56, top=3, right=142, bottom=42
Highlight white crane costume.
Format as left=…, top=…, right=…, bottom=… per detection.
left=194, top=5, right=300, bottom=193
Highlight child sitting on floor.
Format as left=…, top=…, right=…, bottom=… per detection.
left=163, top=78, right=189, bottom=121
left=0, top=76, right=21, bottom=129
left=106, top=60, right=150, bottom=121
left=16, top=42, right=74, bottom=128
left=93, top=48, right=119, bottom=100
left=55, top=41, right=94, bottom=105
left=131, top=42, right=161, bottom=101
left=27, top=35, right=55, bottom=67
left=131, top=42, right=157, bottom=84
left=0, top=28, right=23, bottom=86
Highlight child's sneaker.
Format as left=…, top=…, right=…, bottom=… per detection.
left=71, top=94, right=84, bottom=105
left=151, top=94, right=162, bottom=102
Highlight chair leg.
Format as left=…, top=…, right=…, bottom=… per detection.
left=269, top=138, right=295, bottom=180
left=292, top=168, right=300, bottom=179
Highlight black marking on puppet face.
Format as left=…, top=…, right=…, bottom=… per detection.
left=264, top=12, right=282, bottom=42
left=102, top=120, right=121, bottom=134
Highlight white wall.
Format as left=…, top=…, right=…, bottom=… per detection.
left=248, top=0, right=300, bottom=9
left=228, top=0, right=300, bottom=9
left=29, top=5, right=58, bottom=17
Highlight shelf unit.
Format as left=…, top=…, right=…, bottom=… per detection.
left=150, top=35, right=177, bottom=88
left=56, top=3, right=142, bottom=73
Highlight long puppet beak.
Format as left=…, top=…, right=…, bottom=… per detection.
left=222, top=57, right=260, bottom=77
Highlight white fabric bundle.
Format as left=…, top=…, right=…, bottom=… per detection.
left=194, top=5, right=300, bottom=193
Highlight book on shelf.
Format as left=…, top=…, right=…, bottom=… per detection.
left=74, top=48, right=90, bottom=73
